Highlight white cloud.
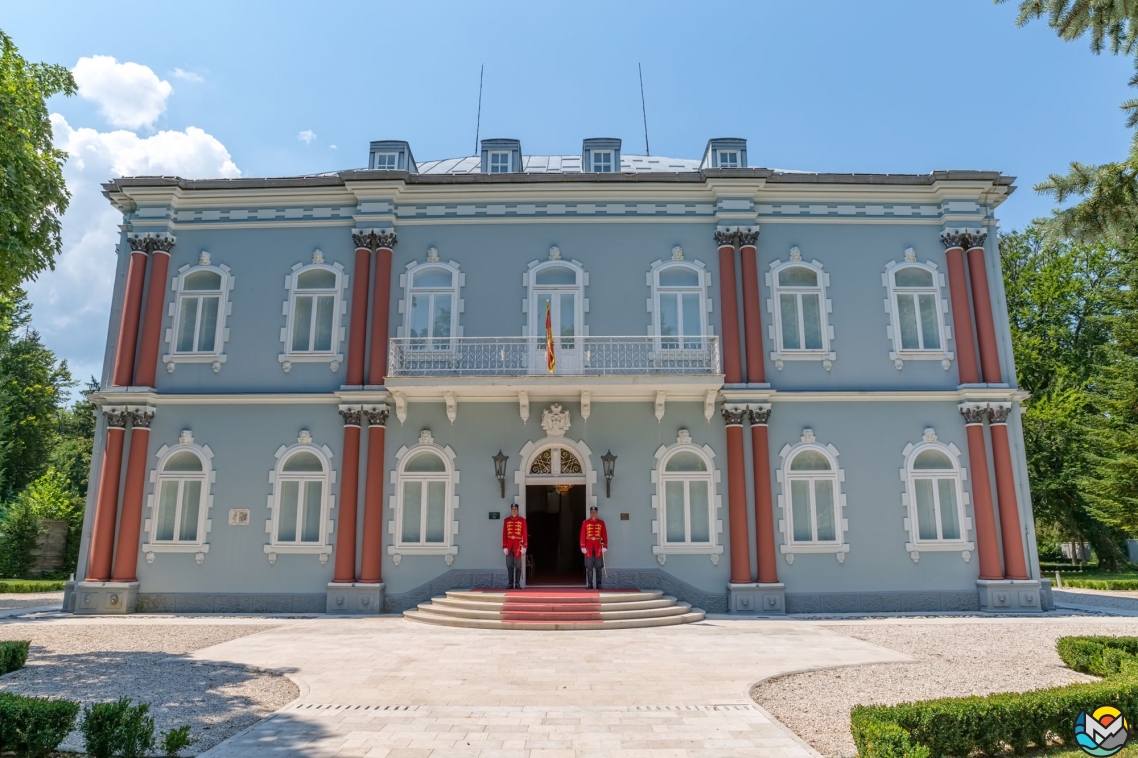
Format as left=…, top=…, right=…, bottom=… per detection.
left=329, top=144, right=338, bottom=150
left=73, top=55, right=173, bottom=130
left=298, top=129, right=316, bottom=144
left=25, top=115, right=240, bottom=388
left=171, top=68, right=204, bottom=83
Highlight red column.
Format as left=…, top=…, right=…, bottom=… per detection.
left=989, top=407, right=1029, bottom=580
left=960, top=406, right=1003, bottom=580
left=112, top=410, right=153, bottom=582
left=358, top=408, right=388, bottom=584
left=86, top=411, right=128, bottom=581
left=943, top=242, right=980, bottom=385
left=739, top=234, right=766, bottom=384
left=749, top=408, right=778, bottom=584
left=133, top=241, right=173, bottom=388
left=112, top=243, right=149, bottom=387
left=965, top=235, right=1003, bottom=384
left=715, top=234, right=743, bottom=384
left=345, top=243, right=372, bottom=385
left=367, top=235, right=396, bottom=385
left=333, top=410, right=362, bottom=583
left=723, top=408, right=751, bottom=584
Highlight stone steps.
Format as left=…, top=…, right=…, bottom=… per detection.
left=404, top=588, right=706, bottom=630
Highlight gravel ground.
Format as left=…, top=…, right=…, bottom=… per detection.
left=0, top=621, right=298, bottom=755
left=752, top=619, right=1138, bottom=758
left=0, top=591, right=63, bottom=611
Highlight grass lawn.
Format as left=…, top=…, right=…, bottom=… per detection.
left=0, top=579, right=65, bottom=593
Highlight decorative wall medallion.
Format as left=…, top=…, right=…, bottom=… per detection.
left=677, top=429, right=692, bottom=445
left=801, top=429, right=816, bottom=444
left=179, top=430, right=194, bottom=445
left=789, top=246, right=802, bottom=262
left=426, top=246, right=439, bottom=262
left=836, top=552, right=846, bottom=564
left=166, top=361, right=175, bottom=373
left=419, top=429, right=434, bottom=445
left=904, top=247, right=917, bottom=263
left=444, top=554, right=454, bottom=566
left=941, top=359, right=952, bottom=371
left=671, top=246, right=684, bottom=260
left=312, top=250, right=324, bottom=264
left=962, top=550, right=972, bottom=563
left=329, top=360, right=340, bottom=373
left=229, top=509, right=251, bottom=526
left=541, top=404, right=571, bottom=437
left=145, top=552, right=155, bottom=564
left=267, top=552, right=277, bottom=564
left=319, top=553, right=329, bottom=565
left=774, top=359, right=784, bottom=371
left=822, top=359, right=833, bottom=372
left=910, top=551, right=920, bottom=564
left=195, top=552, right=205, bottom=565
left=298, top=430, right=313, bottom=445
left=282, top=361, right=292, bottom=374
left=212, top=361, right=222, bottom=373
left=894, top=359, right=904, bottom=370
left=392, top=554, right=402, bottom=566
left=785, top=553, right=794, bottom=565
left=199, top=251, right=211, bottom=266
left=710, top=553, right=719, bottom=566
left=657, top=554, right=666, bottom=566
left=548, top=246, right=561, bottom=261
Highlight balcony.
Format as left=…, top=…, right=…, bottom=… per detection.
left=388, top=336, right=721, bottom=378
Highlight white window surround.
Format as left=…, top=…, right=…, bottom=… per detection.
left=142, top=430, right=213, bottom=563
left=900, top=428, right=974, bottom=563
left=882, top=251, right=955, bottom=371
left=398, top=256, right=466, bottom=342
left=650, top=429, right=724, bottom=564
left=766, top=250, right=836, bottom=371
left=591, top=150, right=615, bottom=172
left=388, top=430, right=459, bottom=562
left=263, top=431, right=336, bottom=562
left=776, top=429, right=850, bottom=563
left=163, top=255, right=233, bottom=374
left=278, top=254, right=348, bottom=373
left=513, top=434, right=599, bottom=516
left=521, top=256, right=590, bottom=336
left=488, top=151, right=511, bottom=173
left=645, top=255, right=715, bottom=350
left=714, top=150, right=740, bottom=168
left=373, top=152, right=398, bottom=170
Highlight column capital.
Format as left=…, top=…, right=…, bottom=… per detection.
left=363, top=406, right=389, bottom=426
left=127, top=233, right=176, bottom=254
left=988, top=403, right=1012, bottom=424
left=352, top=229, right=398, bottom=251
left=747, top=405, right=772, bottom=425
left=958, top=403, right=988, bottom=425
left=940, top=228, right=986, bottom=250
left=721, top=405, right=747, bottom=426
left=126, top=407, right=155, bottom=428
left=737, top=230, right=759, bottom=247
left=339, top=407, right=363, bottom=427
left=713, top=230, right=737, bottom=247
left=103, top=409, right=130, bottom=428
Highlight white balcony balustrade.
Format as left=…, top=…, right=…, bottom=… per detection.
left=387, top=336, right=721, bottom=378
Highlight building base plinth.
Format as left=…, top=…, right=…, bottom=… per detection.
left=75, top=581, right=139, bottom=615
left=977, top=579, right=1042, bottom=613
left=728, top=582, right=786, bottom=615
left=327, top=582, right=384, bottom=614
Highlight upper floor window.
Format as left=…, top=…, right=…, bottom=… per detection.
left=651, top=260, right=708, bottom=350
left=164, top=254, right=232, bottom=374
left=715, top=150, right=740, bottom=168
left=389, top=430, right=459, bottom=559
left=592, top=150, right=614, bottom=173
left=767, top=251, right=835, bottom=370
left=279, top=254, right=347, bottom=373
left=884, top=253, right=953, bottom=370
left=405, top=263, right=458, bottom=348
left=373, top=152, right=398, bottom=170
left=526, top=256, right=587, bottom=374
left=900, top=430, right=973, bottom=561
left=777, top=429, right=849, bottom=562
left=143, top=430, right=215, bottom=562
left=489, top=151, right=511, bottom=173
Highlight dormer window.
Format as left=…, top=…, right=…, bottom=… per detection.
left=582, top=138, right=621, bottom=174
left=702, top=138, right=748, bottom=170
left=592, top=150, right=614, bottom=173
left=489, top=152, right=511, bottom=173
left=367, top=140, right=416, bottom=173
left=715, top=150, right=740, bottom=168
left=373, top=152, right=398, bottom=170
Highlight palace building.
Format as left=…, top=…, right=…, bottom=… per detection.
left=67, top=136, right=1048, bottom=617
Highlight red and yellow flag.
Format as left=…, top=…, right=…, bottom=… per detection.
left=545, top=300, right=555, bottom=373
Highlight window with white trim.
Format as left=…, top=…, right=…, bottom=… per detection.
left=651, top=262, right=707, bottom=350
left=591, top=150, right=614, bottom=173
left=899, top=430, right=974, bottom=563
left=279, top=256, right=347, bottom=372
left=273, top=450, right=329, bottom=545
left=405, top=264, right=457, bottom=348
left=651, top=430, right=723, bottom=561
left=767, top=252, right=835, bottom=370
left=883, top=254, right=953, bottom=370
left=163, top=256, right=232, bottom=373
left=776, top=429, right=849, bottom=562
left=373, top=152, right=397, bottom=170
left=715, top=150, right=740, bottom=168
left=489, top=151, right=511, bottom=173
left=143, top=431, right=214, bottom=561
left=389, top=431, right=459, bottom=559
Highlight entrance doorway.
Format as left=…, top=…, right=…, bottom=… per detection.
left=524, top=484, right=586, bottom=585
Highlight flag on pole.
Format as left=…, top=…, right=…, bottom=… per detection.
left=545, top=300, right=555, bottom=374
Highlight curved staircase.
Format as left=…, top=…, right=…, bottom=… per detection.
left=404, top=588, right=705, bottom=630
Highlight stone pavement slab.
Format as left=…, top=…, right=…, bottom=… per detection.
left=191, top=615, right=909, bottom=756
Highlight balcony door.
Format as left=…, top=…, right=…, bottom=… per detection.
left=528, top=262, right=584, bottom=375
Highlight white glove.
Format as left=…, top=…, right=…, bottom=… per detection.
left=521, top=548, right=526, bottom=554
left=602, top=547, right=607, bottom=553
left=581, top=548, right=587, bottom=554
left=503, top=548, right=508, bottom=555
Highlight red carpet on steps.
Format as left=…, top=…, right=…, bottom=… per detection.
left=475, top=588, right=633, bottom=624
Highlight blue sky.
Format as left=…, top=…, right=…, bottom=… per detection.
left=4, top=0, right=1134, bottom=387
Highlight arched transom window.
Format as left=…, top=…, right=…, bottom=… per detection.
left=402, top=259, right=462, bottom=348
left=901, top=430, right=973, bottom=562
left=163, top=255, right=233, bottom=373
left=143, top=430, right=214, bottom=561
left=389, top=430, right=459, bottom=560
left=649, top=259, right=710, bottom=350
left=767, top=250, right=835, bottom=370
left=265, top=432, right=335, bottom=562
left=651, top=430, right=723, bottom=561
left=883, top=253, right=953, bottom=370
left=777, top=429, right=849, bottom=562
left=279, top=254, right=347, bottom=373
left=525, top=256, right=587, bottom=374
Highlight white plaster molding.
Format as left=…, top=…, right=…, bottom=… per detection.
left=775, top=430, right=849, bottom=560
left=278, top=259, right=347, bottom=372
left=654, top=391, right=666, bottom=422
left=580, top=390, right=591, bottom=421
left=646, top=256, right=714, bottom=349
left=541, top=403, right=571, bottom=437
left=518, top=390, right=530, bottom=424
left=393, top=392, right=408, bottom=425
left=400, top=257, right=464, bottom=340
left=387, top=431, right=460, bottom=556
left=444, top=391, right=457, bottom=423
left=163, top=261, right=234, bottom=374
left=704, top=389, right=717, bottom=422
left=514, top=436, right=597, bottom=516
left=143, top=433, right=214, bottom=559
left=264, top=432, right=336, bottom=561
left=882, top=254, right=954, bottom=371
left=650, top=432, right=723, bottom=558
left=898, top=432, right=974, bottom=562
left=765, top=251, right=836, bottom=370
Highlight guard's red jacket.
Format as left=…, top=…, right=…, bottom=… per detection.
left=579, top=517, right=608, bottom=558
left=502, top=515, right=528, bottom=557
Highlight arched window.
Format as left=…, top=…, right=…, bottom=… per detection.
left=767, top=251, right=835, bottom=370
left=884, top=254, right=952, bottom=370
left=525, top=257, right=587, bottom=374
left=279, top=255, right=347, bottom=373
left=163, top=255, right=232, bottom=373
left=151, top=448, right=207, bottom=544
left=901, top=431, right=972, bottom=560
left=389, top=430, right=459, bottom=560
left=403, top=261, right=460, bottom=348
left=651, top=430, right=723, bottom=562
left=777, top=429, right=849, bottom=562
left=651, top=260, right=708, bottom=350
left=265, top=433, right=334, bottom=561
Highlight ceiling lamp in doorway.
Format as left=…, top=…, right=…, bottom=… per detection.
left=554, top=484, right=574, bottom=495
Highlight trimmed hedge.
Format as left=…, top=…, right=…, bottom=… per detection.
left=0, top=579, right=66, bottom=593
left=0, top=639, right=30, bottom=673
left=850, top=635, right=1138, bottom=757
left=0, top=691, right=80, bottom=757
left=1061, top=578, right=1138, bottom=591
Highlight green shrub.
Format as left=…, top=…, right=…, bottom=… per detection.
left=851, top=635, right=1138, bottom=757
left=0, top=639, right=30, bottom=673
left=161, top=724, right=197, bottom=757
left=0, top=496, right=45, bottom=578
left=1062, top=578, right=1138, bottom=590
left=0, top=578, right=66, bottom=592
left=81, top=698, right=156, bottom=758
left=0, top=691, right=81, bottom=757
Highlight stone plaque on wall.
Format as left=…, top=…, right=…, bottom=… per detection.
left=229, top=509, right=250, bottom=526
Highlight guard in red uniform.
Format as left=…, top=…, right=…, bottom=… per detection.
left=579, top=505, right=608, bottom=590
left=502, top=504, right=528, bottom=589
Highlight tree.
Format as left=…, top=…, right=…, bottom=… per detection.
left=1008, top=1, right=1138, bottom=55
left=0, top=29, right=76, bottom=291
left=51, top=377, right=99, bottom=498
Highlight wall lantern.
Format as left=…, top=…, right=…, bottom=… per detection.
left=601, top=450, right=617, bottom=498
left=492, top=450, right=508, bottom=498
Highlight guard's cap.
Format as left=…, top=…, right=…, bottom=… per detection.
left=590, top=505, right=598, bottom=512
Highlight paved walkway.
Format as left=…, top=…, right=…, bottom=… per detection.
left=191, top=616, right=910, bottom=757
